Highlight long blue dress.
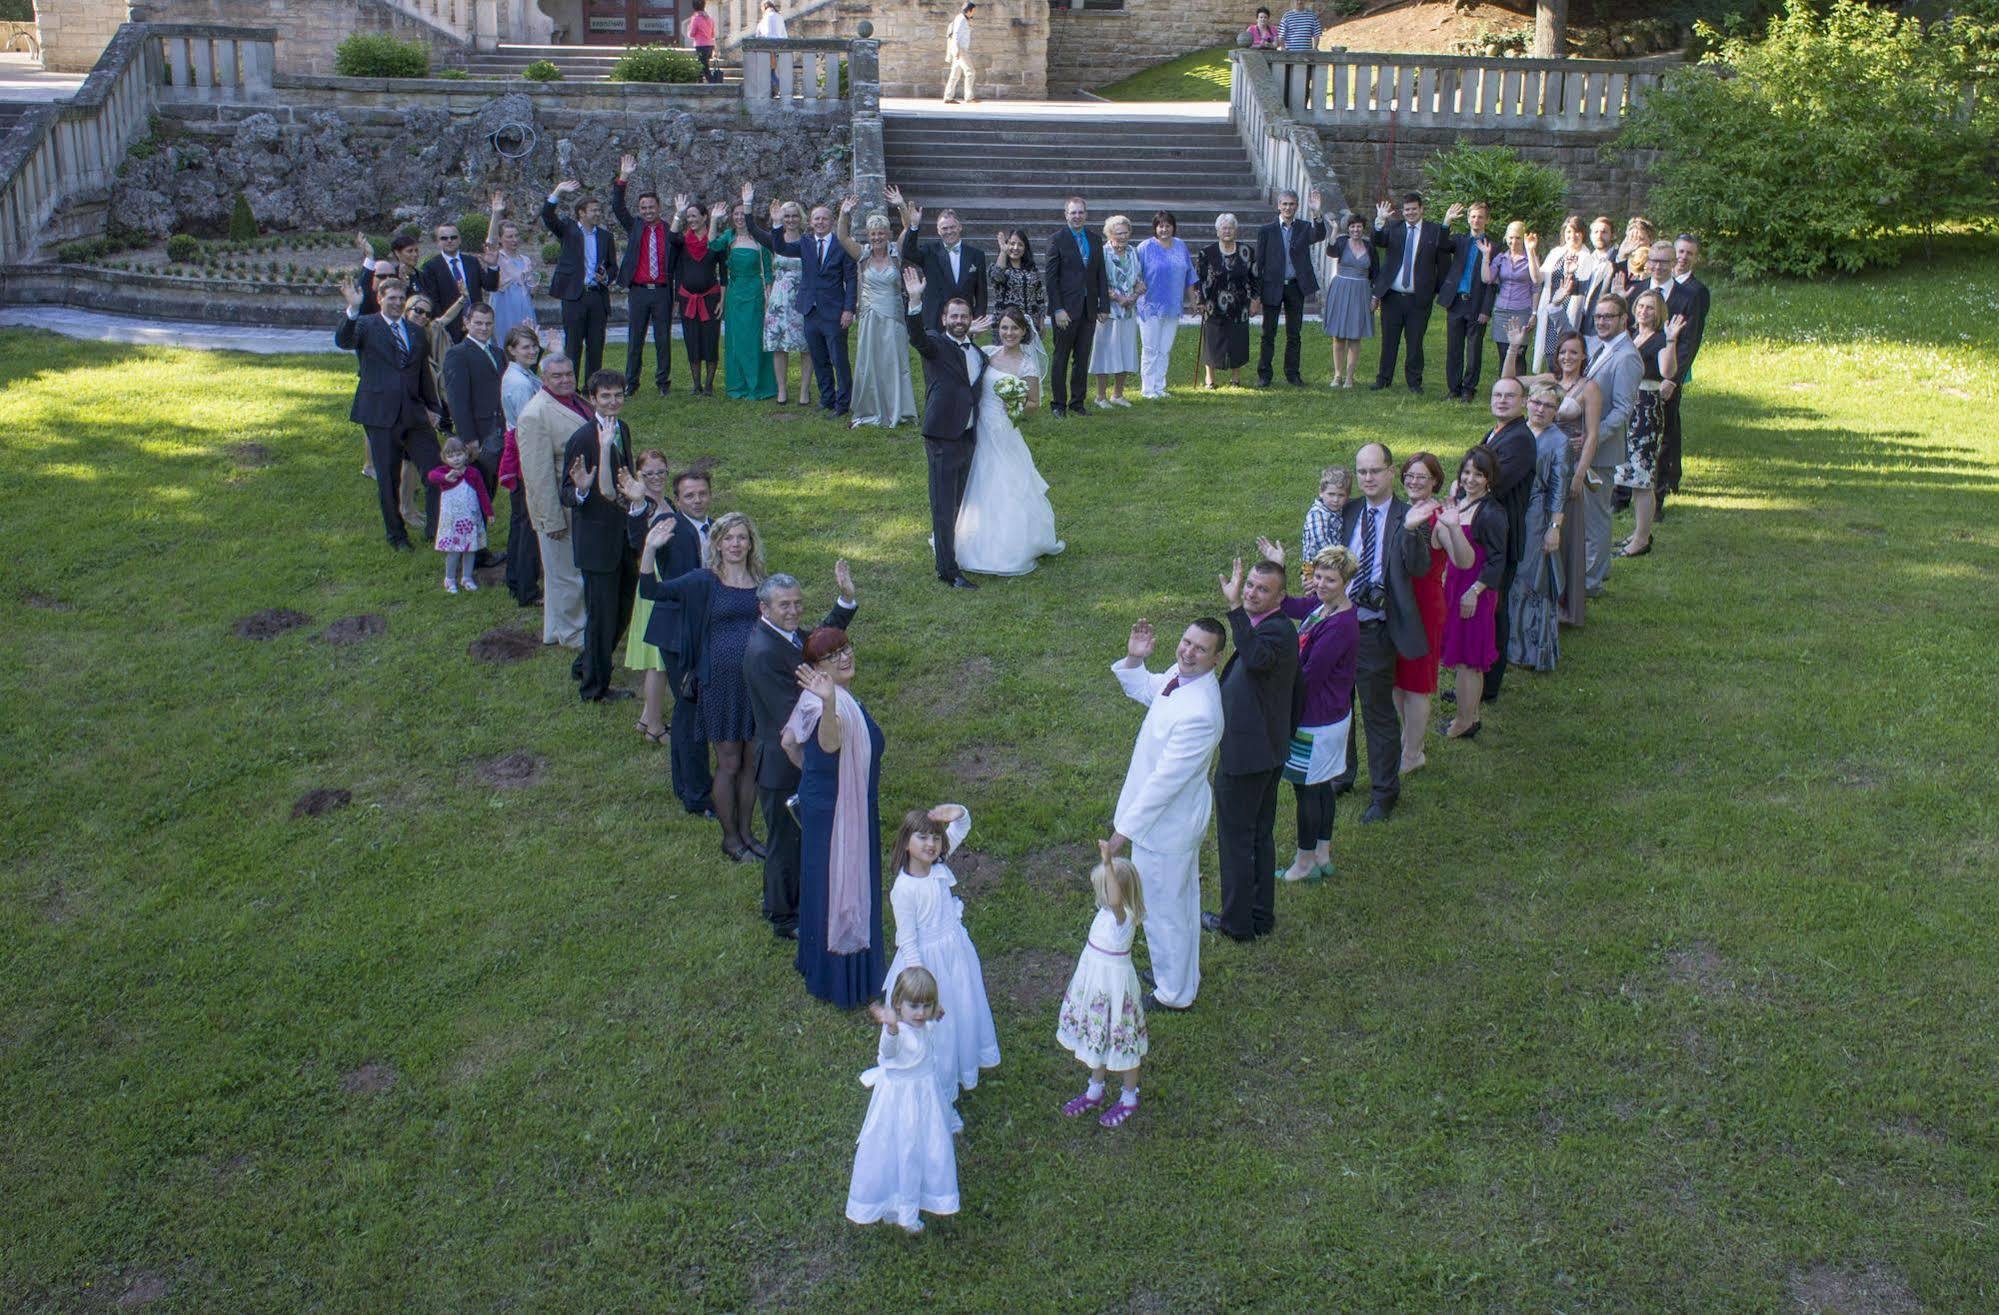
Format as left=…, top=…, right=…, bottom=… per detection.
left=795, top=700, right=887, bottom=1008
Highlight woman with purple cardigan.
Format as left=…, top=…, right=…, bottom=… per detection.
left=1258, top=536, right=1361, bottom=883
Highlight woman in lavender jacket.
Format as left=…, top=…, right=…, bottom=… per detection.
left=1134, top=210, right=1199, bottom=400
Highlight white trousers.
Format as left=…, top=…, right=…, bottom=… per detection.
left=1137, top=315, right=1179, bottom=397
left=537, top=525, right=586, bottom=646
left=944, top=51, right=975, bottom=101
left=1135, top=841, right=1201, bottom=1007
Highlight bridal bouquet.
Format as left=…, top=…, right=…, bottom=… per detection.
left=990, top=371, right=1028, bottom=422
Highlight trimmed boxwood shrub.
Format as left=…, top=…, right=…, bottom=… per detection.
left=522, top=60, right=564, bottom=82
left=541, top=240, right=562, bottom=264
left=609, top=46, right=701, bottom=83
left=1422, top=142, right=1567, bottom=242
left=333, top=34, right=431, bottom=79
left=166, top=234, right=200, bottom=262
left=228, top=193, right=258, bottom=241
left=457, top=212, right=490, bottom=249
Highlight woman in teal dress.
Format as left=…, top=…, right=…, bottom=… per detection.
left=722, top=201, right=777, bottom=400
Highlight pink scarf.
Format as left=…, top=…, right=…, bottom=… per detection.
left=784, top=685, right=872, bottom=954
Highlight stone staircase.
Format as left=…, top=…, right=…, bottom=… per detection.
left=881, top=113, right=1268, bottom=247
left=455, top=44, right=739, bottom=82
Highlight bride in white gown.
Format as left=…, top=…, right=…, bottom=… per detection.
left=954, top=309, right=1065, bottom=577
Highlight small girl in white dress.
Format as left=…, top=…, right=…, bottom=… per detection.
left=846, top=966, right=961, bottom=1235
left=886, top=805, right=1001, bottom=1118
left=425, top=436, right=491, bottom=594
left=1055, top=845, right=1149, bottom=1128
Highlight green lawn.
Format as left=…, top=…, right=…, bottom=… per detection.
left=5, top=239, right=1999, bottom=1311
left=1098, top=45, right=1234, bottom=102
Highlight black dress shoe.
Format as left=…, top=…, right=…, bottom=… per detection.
left=1360, top=802, right=1393, bottom=824
left=1070, top=403, right=1087, bottom=416
left=1331, top=780, right=1354, bottom=797
left=391, top=539, right=414, bottom=552
left=1252, top=378, right=1272, bottom=389
left=946, top=575, right=978, bottom=590
left=658, top=384, right=671, bottom=397
left=1285, top=376, right=1306, bottom=387
left=772, top=922, right=799, bottom=940
left=1369, top=380, right=1390, bottom=391
left=1408, top=384, right=1424, bottom=395
left=1145, top=993, right=1190, bottom=1013
left=1200, top=911, right=1253, bottom=942
left=600, top=687, right=637, bottom=702
left=1138, top=967, right=1157, bottom=988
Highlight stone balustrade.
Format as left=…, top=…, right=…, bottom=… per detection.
left=151, top=24, right=277, bottom=103
left=738, top=37, right=852, bottom=118
left=719, top=0, right=841, bottom=49
left=1266, top=49, right=1674, bottom=132
left=378, top=0, right=491, bottom=49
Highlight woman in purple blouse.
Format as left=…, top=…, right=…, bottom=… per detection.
left=1135, top=210, right=1198, bottom=401
left=1259, top=536, right=1360, bottom=883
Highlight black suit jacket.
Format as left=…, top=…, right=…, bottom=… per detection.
left=560, top=418, right=636, bottom=573
left=416, top=253, right=498, bottom=340
left=907, top=312, right=988, bottom=441
left=1481, top=417, right=1538, bottom=569
left=1254, top=217, right=1328, bottom=302
left=1436, top=228, right=1500, bottom=316
left=334, top=310, right=438, bottom=429
left=612, top=179, right=679, bottom=288
left=1216, top=606, right=1299, bottom=777
left=744, top=601, right=859, bottom=791
left=1338, top=496, right=1435, bottom=660
left=630, top=502, right=707, bottom=657
left=1665, top=275, right=1710, bottom=380
left=1043, top=227, right=1107, bottom=321
left=442, top=335, right=507, bottom=450
left=542, top=196, right=619, bottom=303
left=901, top=232, right=988, bottom=330
left=1371, top=218, right=1453, bottom=301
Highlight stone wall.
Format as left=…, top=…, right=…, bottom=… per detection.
left=140, top=0, right=473, bottom=75
left=35, top=0, right=131, bottom=72
left=1316, top=124, right=1655, bottom=222
left=793, top=0, right=1046, bottom=99
left=1046, top=3, right=1242, bottom=96
left=111, top=90, right=852, bottom=240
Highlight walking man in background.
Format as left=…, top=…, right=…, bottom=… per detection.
left=944, top=3, right=977, bottom=104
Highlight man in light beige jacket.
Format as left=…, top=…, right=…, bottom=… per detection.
left=514, top=353, right=590, bottom=648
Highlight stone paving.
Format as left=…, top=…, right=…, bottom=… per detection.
left=0, top=52, right=86, bottom=103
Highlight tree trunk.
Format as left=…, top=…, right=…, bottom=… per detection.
left=1533, top=0, right=1569, bottom=58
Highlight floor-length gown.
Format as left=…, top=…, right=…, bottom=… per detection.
left=796, top=702, right=887, bottom=1008
left=723, top=242, right=777, bottom=399
left=848, top=259, right=916, bottom=427
left=489, top=249, right=537, bottom=342
left=953, top=351, right=1064, bottom=576
left=1506, top=427, right=1568, bottom=671
left=1555, top=391, right=1590, bottom=627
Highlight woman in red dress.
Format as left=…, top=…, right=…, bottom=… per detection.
left=1393, top=451, right=1448, bottom=775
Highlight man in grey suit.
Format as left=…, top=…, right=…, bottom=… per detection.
left=1580, top=293, right=1641, bottom=596
left=1330, top=441, right=1436, bottom=823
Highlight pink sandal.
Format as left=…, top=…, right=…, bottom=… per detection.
left=1061, top=1090, right=1105, bottom=1117
left=1098, top=1098, right=1139, bottom=1129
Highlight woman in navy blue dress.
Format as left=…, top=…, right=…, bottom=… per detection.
left=783, top=627, right=886, bottom=1008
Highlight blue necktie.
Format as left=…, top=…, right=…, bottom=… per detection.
left=1074, top=228, right=1090, bottom=265
left=1350, top=505, right=1377, bottom=604
left=392, top=319, right=409, bottom=358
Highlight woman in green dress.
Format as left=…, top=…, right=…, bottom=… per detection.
left=722, top=199, right=777, bottom=400
left=623, top=447, right=674, bottom=744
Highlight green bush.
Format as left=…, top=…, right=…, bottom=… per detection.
left=457, top=211, right=490, bottom=249
left=1330, top=0, right=1366, bottom=16
left=541, top=240, right=562, bottom=264
left=1421, top=142, right=1568, bottom=239
left=56, top=237, right=120, bottom=265
left=127, top=137, right=158, bottom=161
left=228, top=193, right=258, bottom=241
left=522, top=60, right=564, bottom=82
left=333, top=34, right=431, bottom=79
left=438, top=68, right=470, bottom=80
left=609, top=46, right=701, bottom=83
left=166, top=234, right=200, bottom=262
left=0, top=0, right=32, bottom=19
left=1618, top=0, right=1999, bottom=278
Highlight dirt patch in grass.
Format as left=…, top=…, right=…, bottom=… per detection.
left=904, top=655, right=997, bottom=712
left=1786, top=1261, right=1921, bottom=1314
left=35, top=877, right=78, bottom=925
left=317, top=614, right=386, bottom=646
left=945, top=742, right=1040, bottom=788
left=20, top=589, right=75, bottom=612
left=468, top=626, right=540, bottom=663
left=948, top=849, right=1001, bottom=897
left=227, top=441, right=274, bottom=468
left=113, top=1270, right=169, bottom=1309
left=744, top=1229, right=858, bottom=1310
left=985, top=947, right=1071, bottom=1013
left=291, top=788, right=352, bottom=819
left=341, top=1061, right=397, bottom=1095
left=233, top=608, right=312, bottom=640
left=1665, top=941, right=1736, bottom=999
left=476, top=751, right=545, bottom=790
left=1016, top=842, right=1094, bottom=895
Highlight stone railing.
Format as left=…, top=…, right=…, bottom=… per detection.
left=719, top=0, right=843, bottom=49
left=150, top=24, right=277, bottom=102
left=738, top=36, right=852, bottom=116
left=1229, top=50, right=1347, bottom=216
left=0, top=22, right=158, bottom=265
left=379, top=0, right=493, bottom=51
left=1266, top=49, right=1675, bottom=131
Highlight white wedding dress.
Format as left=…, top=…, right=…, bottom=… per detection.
left=953, top=350, right=1065, bottom=576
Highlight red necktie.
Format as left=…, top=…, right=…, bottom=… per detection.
left=1161, top=676, right=1180, bottom=698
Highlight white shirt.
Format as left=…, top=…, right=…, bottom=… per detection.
left=756, top=9, right=786, bottom=37
left=947, top=13, right=971, bottom=51
left=1345, top=496, right=1392, bottom=621
left=946, top=243, right=962, bottom=281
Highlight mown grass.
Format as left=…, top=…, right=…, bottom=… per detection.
left=1097, top=45, right=1234, bottom=102
left=3, top=237, right=1998, bottom=1312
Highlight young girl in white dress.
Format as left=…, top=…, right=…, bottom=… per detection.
left=846, top=966, right=961, bottom=1235
left=886, top=805, right=1001, bottom=1118
left=426, top=436, right=491, bottom=594
left=1055, top=845, right=1149, bottom=1128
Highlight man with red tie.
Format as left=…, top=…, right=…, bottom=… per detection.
left=614, top=154, right=676, bottom=398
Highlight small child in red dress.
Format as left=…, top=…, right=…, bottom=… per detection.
left=426, top=437, right=491, bottom=594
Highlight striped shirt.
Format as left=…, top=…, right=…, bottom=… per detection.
left=1276, top=8, right=1322, bottom=50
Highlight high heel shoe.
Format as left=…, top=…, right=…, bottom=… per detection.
left=1446, top=720, right=1483, bottom=740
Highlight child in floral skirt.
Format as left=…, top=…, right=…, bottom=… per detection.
left=1055, top=842, right=1149, bottom=1128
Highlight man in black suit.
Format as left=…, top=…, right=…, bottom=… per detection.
left=1657, top=233, right=1711, bottom=520
left=743, top=563, right=859, bottom=939
left=1044, top=195, right=1107, bottom=418
left=1437, top=199, right=1498, bottom=401
left=560, top=370, right=639, bottom=703
left=416, top=221, right=498, bottom=343
left=1372, top=192, right=1457, bottom=393
left=613, top=155, right=676, bottom=397
left=336, top=274, right=442, bottom=550
left=1201, top=557, right=1298, bottom=942
left=542, top=178, right=619, bottom=383
left=798, top=200, right=859, bottom=414
left=1478, top=378, right=1537, bottom=701
left=903, top=265, right=988, bottom=590
left=890, top=186, right=987, bottom=332
left=442, top=303, right=507, bottom=495
left=632, top=468, right=717, bottom=816
left=1332, top=442, right=1436, bottom=822
left=1252, top=187, right=1326, bottom=388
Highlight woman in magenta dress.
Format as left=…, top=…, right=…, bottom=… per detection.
left=1393, top=451, right=1449, bottom=775
left=1436, top=446, right=1509, bottom=741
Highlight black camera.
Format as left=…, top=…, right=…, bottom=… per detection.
left=1356, top=581, right=1387, bottom=612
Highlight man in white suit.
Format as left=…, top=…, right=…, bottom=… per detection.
left=1103, top=616, right=1226, bottom=1013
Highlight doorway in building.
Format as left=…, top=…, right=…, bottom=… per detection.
left=581, top=0, right=680, bottom=44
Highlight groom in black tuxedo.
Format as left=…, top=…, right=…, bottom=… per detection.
left=903, top=265, right=989, bottom=590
